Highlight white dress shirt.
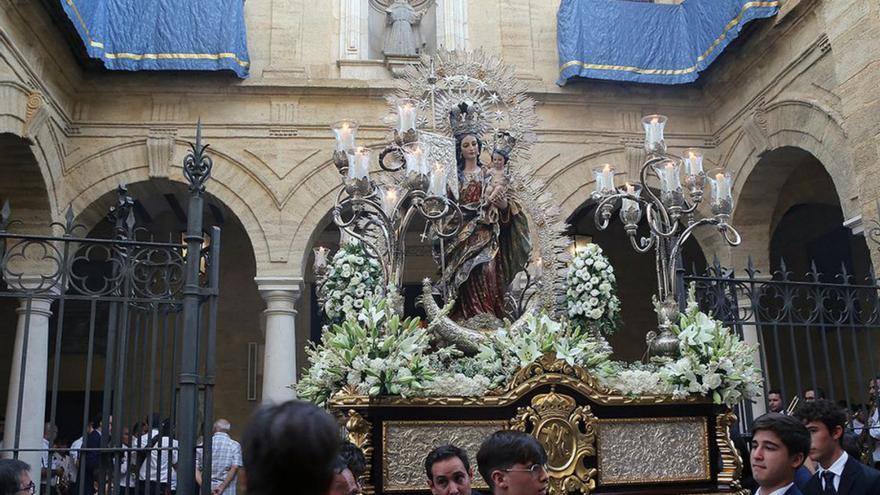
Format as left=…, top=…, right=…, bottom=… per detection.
left=756, top=482, right=794, bottom=495
left=816, top=450, right=848, bottom=492
left=869, top=408, right=880, bottom=462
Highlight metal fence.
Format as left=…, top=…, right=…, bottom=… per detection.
left=0, top=129, right=220, bottom=495
left=685, top=257, right=880, bottom=440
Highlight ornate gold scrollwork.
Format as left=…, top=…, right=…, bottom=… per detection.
left=345, top=409, right=376, bottom=495
left=509, top=385, right=598, bottom=495
left=715, top=410, right=743, bottom=489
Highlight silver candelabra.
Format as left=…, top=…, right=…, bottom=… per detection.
left=591, top=115, right=742, bottom=356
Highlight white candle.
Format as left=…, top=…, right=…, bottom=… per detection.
left=642, top=114, right=667, bottom=153
left=661, top=162, right=681, bottom=193
left=347, top=147, right=371, bottom=180
left=380, top=185, right=403, bottom=217
left=332, top=120, right=358, bottom=152
left=714, top=172, right=731, bottom=202
left=602, top=164, right=615, bottom=193
left=398, top=99, right=417, bottom=132
left=683, top=149, right=703, bottom=176
left=429, top=162, right=447, bottom=196
left=622, top=183, right=638, bottom=213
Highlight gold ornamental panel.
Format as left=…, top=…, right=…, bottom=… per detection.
left=381, top=420, right=506, bottom=493
left=597, top=417, right=710, bottom=485
left=509, top=386, right=598, bottom=495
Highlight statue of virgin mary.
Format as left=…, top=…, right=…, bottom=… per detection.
left=434, top=103, right=530, bottom=322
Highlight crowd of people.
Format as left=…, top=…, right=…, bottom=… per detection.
left=2, top=377, right=880, bottom=495
left=0, top=413, right=242, bottom=495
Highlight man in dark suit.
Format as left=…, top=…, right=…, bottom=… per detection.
left=751, top=413, right=810, bottom=495
left=794, top=399, right=880, bottom=495
left=83, top=414, right=103, bottom=495
left=425, top=444, right=483, bottom=495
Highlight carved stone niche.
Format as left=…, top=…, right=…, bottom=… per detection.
left=368, top=0, right=438, bottom=77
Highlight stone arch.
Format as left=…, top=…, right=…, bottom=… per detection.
left=62, top=139, right=273, bottom=269
left=284, top=142, right=401, bottom=278
left=0, top=79, right=65, bottom=227
left=727, top=99, right=858, bottom=270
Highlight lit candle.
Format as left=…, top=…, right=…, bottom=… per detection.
left=622, top=183, right=637, bottom=211
left=398, top=99, right=417, bottom=132
left=332, top=120, right=358, bottom=152
left=709, top=169, right=733, bottom=217
left=660, top=161, right=681, bottom=193
left=593, top=164, right=616, bottom=196
left=346, top=147, right=371, bottom=180
left=380, top=184, right=404, bottom=218
left=404, top=141, right=431, bottom=176
left=429, top=161, right=447, bottom=196
left=620, top=182, right=642, bottom=225
left=602, top=164, right=615, bottom=192
left=713, top=172, right=731, bottom=202
left=683, top=148, right=704, bottom=177
left=642, top=114, right=668, bottom=154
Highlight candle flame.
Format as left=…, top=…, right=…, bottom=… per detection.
left=651, top=117, right=660, bottom=124
left=603, top=164, right=611, bottom=172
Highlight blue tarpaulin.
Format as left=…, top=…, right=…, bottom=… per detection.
left=557, top=0, right=779, bottom=85
left=59, top=0, right=250, bottom=78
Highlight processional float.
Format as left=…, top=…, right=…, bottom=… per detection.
left=310, top=51, right=750, bottom=495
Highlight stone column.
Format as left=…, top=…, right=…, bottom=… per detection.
left=255, top=277, right=303, bottom=404
left=2, top=292, right=53, bottom=485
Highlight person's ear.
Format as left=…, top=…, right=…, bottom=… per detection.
left=832, top=425, right=844, bottom=441
left=491, top=470, right=506, bottom=490
left=791, top=452, right=805, bottom=470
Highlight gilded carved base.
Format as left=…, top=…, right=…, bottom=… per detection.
left=330, top=358, right=744, bottom=495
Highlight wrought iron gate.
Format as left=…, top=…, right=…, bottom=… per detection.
left=685, top=257, right=880, bottom=437
left=0, top=128, right=220, bottom=495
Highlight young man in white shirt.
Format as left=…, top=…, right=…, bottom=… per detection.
left=750, top=413, right=810, bottom=495
left=794, top=399, right=880, bottom=495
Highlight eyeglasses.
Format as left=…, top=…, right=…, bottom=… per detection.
left=17, top=481, right=35, bottom=494
left=504, top=463, right=548, bottom=477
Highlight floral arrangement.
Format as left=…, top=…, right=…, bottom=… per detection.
left=425, top=312, right=613, bottom=397
left=319, top=240, right=384, bottom=324
left=596, top=286, right=762, bottom=406
left=301, top=263, right=760, bottom=406
left=565, top=243, right=621, bottom=335
left=659, top=285, right=763, bottom=405
left=297, top=298, right=433, bottom=406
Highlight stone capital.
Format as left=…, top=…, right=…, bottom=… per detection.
left=255, top=276, right=304, bottom=315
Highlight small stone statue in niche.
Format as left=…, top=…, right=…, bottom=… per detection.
left=383, top=0, right=425, bottom=57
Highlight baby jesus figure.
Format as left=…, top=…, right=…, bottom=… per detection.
left=480, top=149, right=511, bottom=224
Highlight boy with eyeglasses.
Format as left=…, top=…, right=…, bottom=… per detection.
left=0, top=459, right=35, bottom=495
left=476, top=431, right=549, bottom=495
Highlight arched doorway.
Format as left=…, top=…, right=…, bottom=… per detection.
left=728, top=146, right=875, bottom=414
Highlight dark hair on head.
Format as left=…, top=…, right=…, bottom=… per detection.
left=339, top=441, right=366, bottom=478
left=0, top=459, right=30, bottom=495
left=455, top=134, right=483, bottom=182
left=242, top=400, right=340, bottom=495
left=767, top=388, right=782, bottom=396
left=793, top=399, right=847, bottom=444
left=91, top=414, right=103, bottom=428
left=751, top=413, right=810, bottom=461
left=476, top=431, right=547, bottom=490
left=148, top=413, right=161, bottom=429
left=804, top=387, right=826, bottom=399
left=425, top=444, right=471, bottom=481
